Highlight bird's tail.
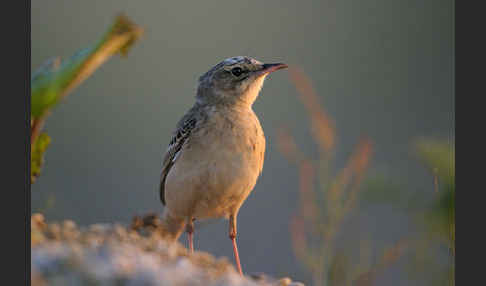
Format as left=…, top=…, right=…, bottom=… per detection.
left=159, top=210, right=186, bottom=242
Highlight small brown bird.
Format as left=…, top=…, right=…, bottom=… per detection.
left=158, top=56, right=287, bottom=275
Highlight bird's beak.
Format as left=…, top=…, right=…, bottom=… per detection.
left=256, top=63, right=288, bottom=76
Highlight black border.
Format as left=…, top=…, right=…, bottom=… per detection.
left=27, top=0, right=32, bottom=283
left=2, top=0, right=30, bottom=284
left=457, top=0, right=482, bottom=285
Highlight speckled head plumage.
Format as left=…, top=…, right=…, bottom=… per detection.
left=196, top=56, right=287, bottom=106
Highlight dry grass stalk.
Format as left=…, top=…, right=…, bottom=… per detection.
left=288, top=66, right=336, bottom=154
left=352, top=239, right=408, bottom=286
left=280, top=67, right=375, bottom=286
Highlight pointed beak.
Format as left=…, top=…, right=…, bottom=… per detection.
left=256, top=63, right=288, bottom=76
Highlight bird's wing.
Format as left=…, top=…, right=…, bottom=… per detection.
left=159, top=114, right=198, bottom=205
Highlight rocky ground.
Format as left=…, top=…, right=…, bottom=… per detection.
left=31, top=213, right=304, bottom=286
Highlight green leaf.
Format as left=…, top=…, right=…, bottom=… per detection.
left=31, top=133, right=51, bottom=183
left=31, top=14, right=143, bottom=119
left=30, top=14, right=143, bottom=183
left=414, top=138, right=455, bottom=187
left=413, top=138, right=455, bottom=253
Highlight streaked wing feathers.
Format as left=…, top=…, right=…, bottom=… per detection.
left=159, top=116, right=197, bottom=205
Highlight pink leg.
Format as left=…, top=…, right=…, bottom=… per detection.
left=229, top=214, right=243, bottom=275
left=186, top=219, right=194, bottom=253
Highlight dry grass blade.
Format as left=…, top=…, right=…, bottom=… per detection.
left=298, top=160, right=319, bottom=224
left=288, top=66, right=336, bottom=153
left=352, top=239, right=408, bottom=286
left=277, top=127, right=319, bottom=228
left=290, top=216, right=308, bottom=261
left=328, top=137, right=373, bottom=206
left=283, top=65, right=378, bottom=286
left=342, top=137, right=373, bottom=214
left=276, top=127, right=306, bottom=165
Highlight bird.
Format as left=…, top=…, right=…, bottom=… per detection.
left=158, top=56, right=287, bottom=275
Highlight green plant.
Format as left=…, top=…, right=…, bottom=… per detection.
left=31, top=14, right=143, bottom=183
left=412, top=138, right=455, bottom=285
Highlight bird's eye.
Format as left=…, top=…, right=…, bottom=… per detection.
left=231, top=67, right=243, bottom=77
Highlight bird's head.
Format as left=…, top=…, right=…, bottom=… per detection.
left=196, top=56, right=287, bottom=107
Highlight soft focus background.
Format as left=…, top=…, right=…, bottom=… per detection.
left=31, top=1, right=454, bottom=285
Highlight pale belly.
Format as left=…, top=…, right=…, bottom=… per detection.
left=164, top=110, right=265, bottom=220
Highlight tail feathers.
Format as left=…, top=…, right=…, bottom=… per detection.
left=159, top=211, right=186, bottom=242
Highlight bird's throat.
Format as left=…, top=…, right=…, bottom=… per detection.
left=241, top=75, right=267, bottom=107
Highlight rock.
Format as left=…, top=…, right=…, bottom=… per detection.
left=31, top=213, right=304, bottom=286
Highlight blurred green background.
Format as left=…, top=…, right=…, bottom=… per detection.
left=31, top=1, right=454, bottom=285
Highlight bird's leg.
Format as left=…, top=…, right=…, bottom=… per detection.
left=229, top=214, right=243, bottom=276
left=186, top=218, right=195, bottom=253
